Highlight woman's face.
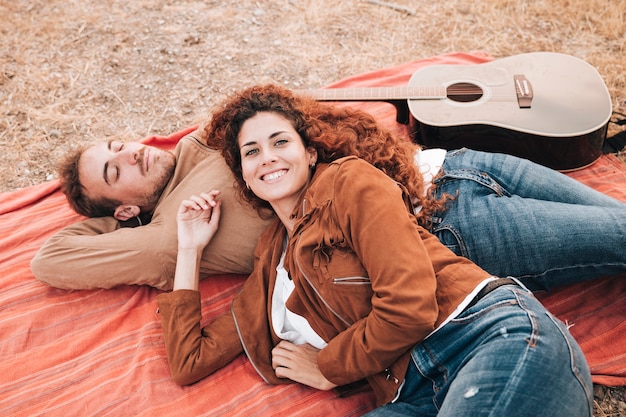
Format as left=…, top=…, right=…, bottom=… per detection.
left=238, top=112, right=317, bottom=214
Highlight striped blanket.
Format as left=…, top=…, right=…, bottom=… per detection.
left=1, top=52, right=624, bottom=416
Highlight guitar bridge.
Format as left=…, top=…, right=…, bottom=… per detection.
left=514, top=74, right=533, bottom=108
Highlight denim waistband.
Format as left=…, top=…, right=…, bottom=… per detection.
left=463, top=277, right=519, bottom=311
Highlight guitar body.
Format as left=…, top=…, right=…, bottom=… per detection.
left=407, top=52, right=612, bottom=170
left=301, top=52, right=612, bottom=171
left=414, top=121, right=607, bottom=171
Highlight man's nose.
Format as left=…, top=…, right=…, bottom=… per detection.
left=115, top=148, right=140, bottom=165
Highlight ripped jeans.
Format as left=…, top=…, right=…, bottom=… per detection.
left=429, top=148, right=626, bottom=291
left=365, top=284, right=593, bottom=417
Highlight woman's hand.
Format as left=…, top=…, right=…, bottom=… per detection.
left=173, top=190, right=222, bottom=291
left=271, top=341, right=337, bottom=391
left=176, top=190, right=222, bottom=251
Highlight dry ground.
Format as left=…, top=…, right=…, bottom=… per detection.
left=1, top=0, right=625, bottom=415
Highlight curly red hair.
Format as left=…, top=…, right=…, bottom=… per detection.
left=205, top=84, right=446, bottom=226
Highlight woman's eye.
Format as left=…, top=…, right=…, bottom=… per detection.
left=275, top=139, right=288, bottom=146
left=244, top=148, right=258, bottom=157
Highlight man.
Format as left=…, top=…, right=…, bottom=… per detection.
left=30, top=125, right=271, bottom=290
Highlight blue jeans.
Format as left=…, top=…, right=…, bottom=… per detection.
left=429, top=148, right=626, bottom=291
left=364, top=284, right=593, bottom=417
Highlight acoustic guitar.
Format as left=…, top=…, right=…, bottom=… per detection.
left=299, top=52, right=612, bottom=171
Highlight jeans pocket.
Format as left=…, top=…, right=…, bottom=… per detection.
left=430, top=225, right=467, bottom=258
left=541, top=310, right=594, bottom=402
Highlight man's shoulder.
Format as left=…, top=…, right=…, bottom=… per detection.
left=177, top=133, right=220, bottom=159
left=173, top=134, right=226, bottom=176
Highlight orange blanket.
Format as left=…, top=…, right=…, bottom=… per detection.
left=1, top=52, right=624, bottom=416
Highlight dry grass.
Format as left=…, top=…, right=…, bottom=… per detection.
left=1, top=0, right=625, bottom=192
left=1, top=0, right=625, bottom=414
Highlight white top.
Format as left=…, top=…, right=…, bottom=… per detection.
left=414, top=148, right=447, bottom=194
left=271, top=240, right=327, bottom=349
left=412, top=148, right=446, bottom=213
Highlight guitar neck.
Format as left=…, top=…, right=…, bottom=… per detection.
left=298, top=86, right=446, bottom=101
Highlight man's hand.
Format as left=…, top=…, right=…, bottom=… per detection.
left=271, top=341, right=337, bottom=391
left=176, top=190, right=222, bottom=251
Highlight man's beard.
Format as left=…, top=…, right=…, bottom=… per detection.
left=140, top=151, right=176, bottom=209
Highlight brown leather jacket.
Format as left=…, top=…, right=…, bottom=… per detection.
left=157, top=157, right=490, bottom=405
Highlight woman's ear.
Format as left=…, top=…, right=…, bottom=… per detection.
left=307, top=147, right=318, bottom=167
left=113, top=205, right=141, bottom=221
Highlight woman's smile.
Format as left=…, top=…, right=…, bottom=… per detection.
left=262, top=169, right=288, bottom=182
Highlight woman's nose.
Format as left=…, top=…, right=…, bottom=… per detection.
left=260, top=149, right=277, bottom=165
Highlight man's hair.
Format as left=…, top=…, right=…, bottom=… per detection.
left=58, top=147, right=121, bottom=218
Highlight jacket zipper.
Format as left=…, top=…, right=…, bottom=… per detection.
left=333, top=277, right=370, bottom=284
left=231, top=306, right=271, bottom=383
left=295, top=249, right=353, bottom=328
left=385, top=368, right=400, bottom=384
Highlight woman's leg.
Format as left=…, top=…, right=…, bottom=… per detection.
left=365, top=285, right=593, bottom=417
left=430, top=148, right=626, bottom=290
left=439, top=148, right=625, bottom=207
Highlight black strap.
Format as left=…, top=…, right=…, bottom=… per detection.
left=464, top=278, right=518, bottom=310
left=603, top=112, right=626, bottom=154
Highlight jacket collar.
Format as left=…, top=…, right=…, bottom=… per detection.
left=287, top=161, right=331, bottom=223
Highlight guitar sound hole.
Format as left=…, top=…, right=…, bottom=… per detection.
left=446, top=82, right=483, bottom=102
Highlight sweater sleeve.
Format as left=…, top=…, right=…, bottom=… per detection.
left=317, top=159, right=439, bottom=386
left=30, top=216, right=177, bottom=290
left=156, top=290, right=244, bottom=385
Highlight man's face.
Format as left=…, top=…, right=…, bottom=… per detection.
left=79, top=141, right=176, bottom=211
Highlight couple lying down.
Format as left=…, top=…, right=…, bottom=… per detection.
left=32, top=83, right=626, bottom=416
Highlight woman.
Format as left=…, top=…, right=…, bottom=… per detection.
left=209, top=83, right=626, bottom=294
left=157, top=84, right=593, bottom=416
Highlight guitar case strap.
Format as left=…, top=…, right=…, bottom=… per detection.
left=603, top=112, right=626, bottom=154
